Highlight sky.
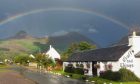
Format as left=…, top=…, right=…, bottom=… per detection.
left=0, top=0, right=140, bottom=47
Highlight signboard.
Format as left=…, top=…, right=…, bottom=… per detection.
left=120, top=51, right=134, bottom=68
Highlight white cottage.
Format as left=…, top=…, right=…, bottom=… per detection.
left=63, top=31, right=140, bottom=78
left=46, top=45, right=61, bottom=60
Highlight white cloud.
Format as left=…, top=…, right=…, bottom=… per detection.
left=82, top=24, right=98, bottom=33
left=69, top=28, right=81, bottom=32
left=52, top=30, right=68, bottom=36
left=88, top=28, right=98, bottom=33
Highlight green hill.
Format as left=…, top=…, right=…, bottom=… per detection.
left=0, top=31, right=98, bottom=60
left=0, top=31, right=47, bottom=59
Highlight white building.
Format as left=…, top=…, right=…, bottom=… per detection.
left=63, top=31, right=140, bottom=78
left=29, top=54, right=35, bottom=59
left=46, top=45, right=61, bottom=60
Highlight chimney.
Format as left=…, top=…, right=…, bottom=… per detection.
left=50, top=45, right=52, bottom=49
left=132, top=31, right=136, bottom=36
left=128, top=31, right=140, bottom=54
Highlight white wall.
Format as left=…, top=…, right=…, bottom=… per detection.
left=119, top=48, right=135, bottom=71
left=134, top=58, right=140, bottom=78
left=118, top=48, right=140, bottom=78
left=29, top=62, right=37, bottom=68
left=129, top=35, right=140, bottom=55
left=97, top=61, right=120, bottom=76
left=63, top=62, right=69, bottom=71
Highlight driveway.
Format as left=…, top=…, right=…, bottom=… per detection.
left=11, top=66, right=91, bottom=84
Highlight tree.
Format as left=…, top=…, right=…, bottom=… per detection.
left=42, top=56, right=55, bottom=69
left=78, top=41, right=96, bottom=51
left=61, top=41, right=96, bottom=61
left=35, top=53, right=45, bottom=69
left=35, top=53, right=55, bottom=70
left=14, top=53, right=30, bottom=65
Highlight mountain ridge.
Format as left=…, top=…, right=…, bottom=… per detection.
left=47, top=31, right=98, bottom=51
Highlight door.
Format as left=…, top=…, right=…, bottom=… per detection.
left=92, top=61, right=97, bottom=76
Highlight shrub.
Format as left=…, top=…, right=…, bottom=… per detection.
left=79, top=64, right=84, bottom=68
left=64, top=66, right=84, bottom=75
left=119, top=68, right=140, bottom=82
left=100, top=70, right=121, bottom=81
left=64, top=66, right=74, bottom=73
left=76, top=63, right=80, bottom=67
left=74, top=68, right=84, bottom=75
left=100, top=68, right=140, bottom=82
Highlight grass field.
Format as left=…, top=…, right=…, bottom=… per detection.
left=0, top=64, right=10, bottom=72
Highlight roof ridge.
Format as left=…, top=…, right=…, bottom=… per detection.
left=68, top=44, right=131, bottom=62
left=74, top=44, right=129, bottom=54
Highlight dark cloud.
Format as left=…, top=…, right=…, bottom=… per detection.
left=0, top=0, right=139, bottom=47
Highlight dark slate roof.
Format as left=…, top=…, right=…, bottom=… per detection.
left=135, top=51, right=140, bottom=58
left=67, top=44, right=131, bottom=62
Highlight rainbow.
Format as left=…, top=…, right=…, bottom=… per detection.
left=0, top=8, right=129, bottom=29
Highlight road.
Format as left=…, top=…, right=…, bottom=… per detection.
left=11, top=66, right=92, bottom=84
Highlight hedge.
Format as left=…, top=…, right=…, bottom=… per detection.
left=119, top=68, right=140, bottom=82
left=74, top=68, right=84, bottom=75
left=100, top=68, right=140, bottom=82
left=64, top=66, right=74, bottom=73
left=100, top=70, right=121, bottom=81
left=64, top=66, right=84, bottom=75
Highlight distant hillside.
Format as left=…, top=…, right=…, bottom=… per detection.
left=112, top=32, right=140, bottom=46
left=0, top=31, right=47, bottom=58
left=10, top=30, right=29, bottom=39
left=0, top=31, right=98, bottom=59
left=47, top=32, right=98, bottom=51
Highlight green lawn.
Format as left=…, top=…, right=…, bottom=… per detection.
left=0, top=64, right=10, bottom=72
left=88, top=77, right=140, bottom=84
left=113, top=82, right=140, bottom=84
left=0, top=64, right=10, bottom=68
left=51, top=70, right=140, bottom=84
